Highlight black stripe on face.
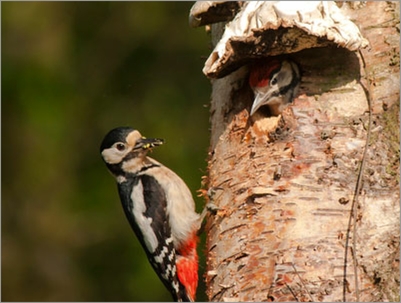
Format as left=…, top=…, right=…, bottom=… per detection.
left=278, top=64, right=300, bottom=102
left=106, top=162, right=125, bottom=177
left=108, top=158, right=160, bottom=180
left=138, top=164, right=160, bottom=174
left=279, top=83, right=292, bottom=96
left=122, top=150, right=141, bottom=162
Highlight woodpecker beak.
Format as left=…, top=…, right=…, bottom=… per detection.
left=250, top=90, right=274, bottom=116
left=135, top=137, right=164, bottom=150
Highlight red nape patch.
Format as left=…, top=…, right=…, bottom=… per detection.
left=249, top=59, right=281, bottom=88
left=177, top=235, right=199, bottom=301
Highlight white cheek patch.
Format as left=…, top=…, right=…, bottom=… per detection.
left=277, top=61, right=293, bottom=87
left=101, top=148, right=125, bottom=164
left=131, top=180, right=158, bottom=253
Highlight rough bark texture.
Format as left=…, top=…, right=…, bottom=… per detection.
left=203, top=2, right=399, bottom=302
left=197, top=1, right=369, bottom=78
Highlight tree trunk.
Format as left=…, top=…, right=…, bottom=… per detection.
left=194, top=2, right=399, bottom=302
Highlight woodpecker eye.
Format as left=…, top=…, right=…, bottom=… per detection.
left=271, top=77, right=278, bottom=85
left=115, top=143, right=126, bottom=151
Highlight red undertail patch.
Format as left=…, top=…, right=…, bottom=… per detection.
left=176, top=234, right=199, bottom=301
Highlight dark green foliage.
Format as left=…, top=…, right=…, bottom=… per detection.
left=2, top=2, right=210, bottom=301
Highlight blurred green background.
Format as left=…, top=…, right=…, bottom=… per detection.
left=2, top=2, right=212, bottom=301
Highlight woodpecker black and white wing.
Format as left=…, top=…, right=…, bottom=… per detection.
left=117, top=175, right=190, bottom=301
left=100, top=127, right=199, bottom=301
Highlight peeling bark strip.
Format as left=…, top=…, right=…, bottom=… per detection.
left=191, top=1, right=400, bottom=302
left=191, top=1, right=369, bottom=78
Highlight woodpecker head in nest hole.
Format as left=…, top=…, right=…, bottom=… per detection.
left=249, top=59, right=301, bottom=116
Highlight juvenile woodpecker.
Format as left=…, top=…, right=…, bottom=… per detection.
left=249, top=59, right=301, bottom=116
left=100, top=127, right=200, bottom=302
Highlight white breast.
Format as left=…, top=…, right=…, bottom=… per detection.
left=141, top=158, right=200, bottom=248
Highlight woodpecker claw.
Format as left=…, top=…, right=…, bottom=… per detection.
left=205, top=202, right=220, bottom=214
left=196, top=187, right=223, bottom=236
left=207, top=186, right=224, bottom=200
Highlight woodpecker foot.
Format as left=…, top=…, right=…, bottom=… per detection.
left=207, top=186, right=224, bottom=201
left=204, top=202, right=219, bottom=214
left=197, top=187, right=223, bottom=235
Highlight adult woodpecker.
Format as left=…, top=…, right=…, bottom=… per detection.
left=100, top=127, right=200, bottom=302
left=249, top=59, right=301, bottom=116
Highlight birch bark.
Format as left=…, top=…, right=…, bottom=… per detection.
left=193, top=2, right=399, bottom=301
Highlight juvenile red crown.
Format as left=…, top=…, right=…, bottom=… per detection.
left=249, top=59, right=281, bottom=88
left=248, top=59, right=300, bottom=116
